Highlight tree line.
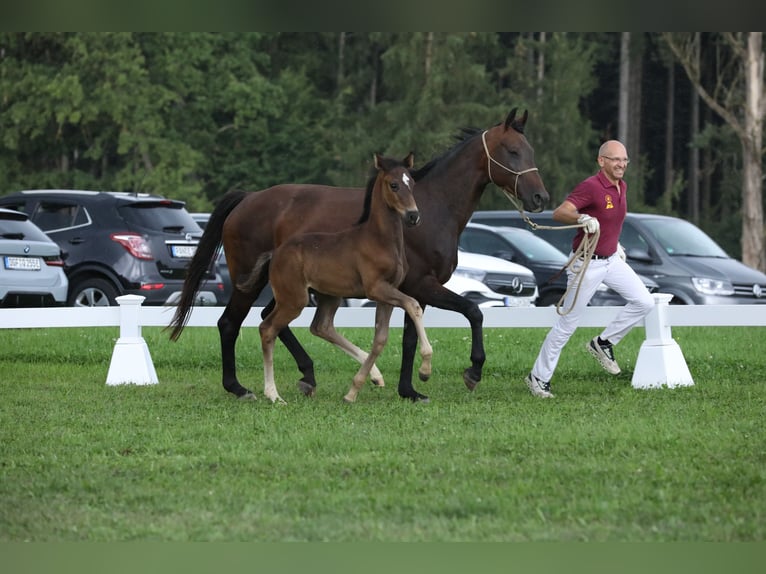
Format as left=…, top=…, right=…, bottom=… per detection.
left=0, top=32, right=763, bottom=270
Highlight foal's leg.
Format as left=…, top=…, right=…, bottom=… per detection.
left=343, top=304, right=393, bottom=403
left=398, top=295, right=433, bottom=382
left=259, top=303, right=303, bottom=404
left=310, top=293, right=385, bottom=387
left=367, top=284, right=434, bottom=389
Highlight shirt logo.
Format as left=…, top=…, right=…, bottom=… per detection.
left=605, top=194, right=614, bottom=209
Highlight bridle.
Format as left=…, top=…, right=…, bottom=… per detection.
left=481, top=128, right=597, bottom=317
left=481, top=129, right=539, bottom=207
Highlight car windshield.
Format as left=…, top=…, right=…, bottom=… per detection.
left=642, top=218, right=729, bottom=258
left=496, top=227, right=569, bottom=264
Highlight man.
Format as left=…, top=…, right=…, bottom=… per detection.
left=525, top=140, right=654, bottom=398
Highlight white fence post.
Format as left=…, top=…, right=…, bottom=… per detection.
left=631, top=293, right=694, bottom=389
left=105, top=295, right=158, bottom=386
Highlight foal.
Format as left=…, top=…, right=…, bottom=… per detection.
left=245, top=153, right=433, bottom=404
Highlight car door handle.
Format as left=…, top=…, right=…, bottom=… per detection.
left=69, top=237, right=85, bottom=245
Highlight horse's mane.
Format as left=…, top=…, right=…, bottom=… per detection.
left=410, top=117, right=525, bottom=183
left=356, top=168, right=377, bottom=225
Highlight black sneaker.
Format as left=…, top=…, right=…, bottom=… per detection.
left=587, top=336, right=621, bottom=375
left=525, top=372, right=554, bottom=398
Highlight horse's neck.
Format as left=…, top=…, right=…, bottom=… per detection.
left=417, top=140, right=489, bottom=231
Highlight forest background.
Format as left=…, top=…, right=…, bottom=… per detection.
left=0, top=32, right=763, bottom=270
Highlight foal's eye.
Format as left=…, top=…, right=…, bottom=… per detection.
left=390, top=182, right=399, bottom=191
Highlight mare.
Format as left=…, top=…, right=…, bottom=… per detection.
left=168, top=108, right=549, bottom=402
left=244, top=153, right=432, bottom=404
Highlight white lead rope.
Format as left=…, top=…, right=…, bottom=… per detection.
left=519, top=212, right=599, bottom=316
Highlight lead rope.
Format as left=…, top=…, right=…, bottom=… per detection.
left=520, top=211, right=599, bottom=316
left=480, top=130, right=595, bottom=315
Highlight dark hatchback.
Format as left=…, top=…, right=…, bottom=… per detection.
left=0, top=190, right=224, bottom=306
left=471, top=210, right=766, bottom=305
left=459, top=222, right=658, bottom=306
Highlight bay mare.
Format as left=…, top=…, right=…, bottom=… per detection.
left=244, top=153, right=432, bottom=404
left=169, top=108, right=549, bottom=402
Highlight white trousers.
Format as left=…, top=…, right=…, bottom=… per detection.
left=531, top=253, right=654, bottom=382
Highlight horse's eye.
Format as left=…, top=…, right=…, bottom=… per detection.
left=390, top=182, right=399, bottom=191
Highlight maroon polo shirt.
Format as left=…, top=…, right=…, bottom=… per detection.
left=565, top=170, right=627, bottom=257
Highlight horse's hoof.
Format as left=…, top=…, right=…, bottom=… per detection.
left=463, top=369, right=480, bottom=392
left=237, top=391, right=257, bottom=401
left=401, top=392, right=429, bottom=403
left=418, top=371, right=431, bottom=382
left=370, top=378, right=385, bottom=387
left=297, top=380, right=316, bottom=397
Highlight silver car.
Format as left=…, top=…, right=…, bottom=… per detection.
left=0, top=207, right=68, bottom=307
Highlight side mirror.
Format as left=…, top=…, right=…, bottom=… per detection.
left=626, top=247, right=653, bottom=264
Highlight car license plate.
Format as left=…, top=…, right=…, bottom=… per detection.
left=4, top=256, right=42, bottom=271
left=171, top=245, right=197, bottom=258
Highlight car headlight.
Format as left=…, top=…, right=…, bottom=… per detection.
left=691, top=277, right=734, bottom=296
left=453, top=267, right=486, bottom=282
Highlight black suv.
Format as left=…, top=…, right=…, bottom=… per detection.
left=0, top=190, right=224, bottom=306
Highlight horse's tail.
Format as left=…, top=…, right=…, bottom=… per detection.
left=237, top=251, right=272, bottom=294
left=167, top=190, right=248, bottom=341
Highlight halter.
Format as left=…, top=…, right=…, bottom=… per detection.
left=481, top=130, right=539, bottom=208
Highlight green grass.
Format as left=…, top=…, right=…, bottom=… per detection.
left=1, top=324, right=765, bottom=541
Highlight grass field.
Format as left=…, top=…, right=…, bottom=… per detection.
left=1, top=323, right=764, bottom=542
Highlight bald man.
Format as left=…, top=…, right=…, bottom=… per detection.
left=525, top=140, right=654, bottom=398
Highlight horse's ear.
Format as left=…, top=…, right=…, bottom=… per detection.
left=374, top=153, right=382, bottom=170
left=504, top=107, right=518, bottom=130
left=506, top=108, right=528, bottom=134
left=404, top=152, right=414, bottom=169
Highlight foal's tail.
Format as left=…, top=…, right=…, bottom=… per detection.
left=237, top=251, right=272, bottom=294
left=167, top=190, right=248, bottom=341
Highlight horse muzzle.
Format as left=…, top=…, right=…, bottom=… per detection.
left=404, top=210, right=421, bottom=227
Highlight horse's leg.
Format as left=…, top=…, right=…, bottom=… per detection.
left=418, top=284, right=484, bottom=390
left=398, top=296, right=433, bottom=383
left=310, top=293, right=385, bottom=387
left=259, top=302, right=303, bottom=404
left=398, top=312, right=429, bottom=402
left=397, top=281, right=485, bottom=400
left=261, top=300, right=317, bottom=396
left=344, top=304, right=393, bottom=403
left=218, top=290, right=258, bottom=399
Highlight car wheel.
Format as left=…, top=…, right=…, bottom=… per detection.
left=68, top=277, right=119, bottom=307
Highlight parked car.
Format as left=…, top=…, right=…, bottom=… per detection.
left=470, top=210, right=766, bottom=305
left=459, top=222, right=658, bottom=306
left=0, top=190, right=224, bottom=307
left=347, top=249, right=538, bottom=309
left=452, top=249, right=538, bottom=306
left=346, top=273, right=518, bottom=309
left=0, top=207, right=68, bottom=307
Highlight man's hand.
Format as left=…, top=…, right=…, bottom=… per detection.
left=617, top=243, right=626, bottom=261
left=577, top=214, right=600, bottom=234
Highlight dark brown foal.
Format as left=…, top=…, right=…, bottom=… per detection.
left=245, top=153, right=433, bottom=403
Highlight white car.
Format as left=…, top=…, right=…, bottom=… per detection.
left=453, top=249, right=537, bottom=307
left=347, top=249, right=538, bottom=308
left=0, top=207, right=68, bottom=307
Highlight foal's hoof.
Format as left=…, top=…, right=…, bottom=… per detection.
left=237, top=391, right=257, bottom=401
left=370, top=377, right=385, bottom=387
left=462, top=369, right=480, bottom=392
left=418, top=371, right=431, bottom=382
left=297, top=380, right=316, bottom=397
